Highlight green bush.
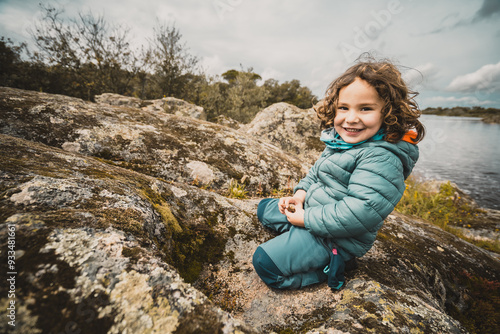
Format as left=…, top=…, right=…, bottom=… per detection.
left=396, top=178, right=477, bottom=228
left=395, top=177, right=499, bottom=253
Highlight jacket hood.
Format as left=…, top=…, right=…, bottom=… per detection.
left=361, top=138, right=419, bottom=179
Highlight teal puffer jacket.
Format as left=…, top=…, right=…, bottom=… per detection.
left=294, top=139, right=419, bottom=258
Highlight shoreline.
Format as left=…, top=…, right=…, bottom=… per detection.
left=422, top=107, right=500, bottom=124
left=422, top=113, right=500, bottom=124
left=397, top=176, right=500, bottom=256
left=411, top=169, right=500, bottom=211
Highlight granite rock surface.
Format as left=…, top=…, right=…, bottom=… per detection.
left=1, top=88, right=499, bottom=333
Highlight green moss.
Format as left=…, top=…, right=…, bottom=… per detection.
left=140, top=186, right=228, bottom=283
left=305, top=136, right=324, bottom=152
left=278, top=329, right=295, bottom=334
left=0, top=228, right=115, bottom=333
left=122, top=246, right=143, bottom=262
left=167, top=224, right=227, bottom=283
left=84, top=166, right=117, bottom=180
left=115, top=161, right=158, bottom=176
left=141, top=187, right=182, bottom=233
left=96, top=207, right=146, bottom=236
left=447, top=271, right=500, bottom=334
left=154, top=202, right=182, bottom=233
left=172, top=304, right=224, bottom=334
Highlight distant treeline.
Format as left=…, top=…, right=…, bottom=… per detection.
left=0, top=4, right=317, bottom=123
left=422, top=106, right=500, bottom=117
left=422, top=106, right=500, bottom=123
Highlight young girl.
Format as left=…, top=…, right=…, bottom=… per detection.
left=252, top=59, right=425, bottom=290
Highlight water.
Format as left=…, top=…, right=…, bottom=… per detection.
left=413, top=115, right=500, bottom=210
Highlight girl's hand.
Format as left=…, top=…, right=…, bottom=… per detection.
left=285, top=205, right=305, bottom=227
left=278, top=196, right=304, bottom=214
left=279, top=190, right=307, bottom=226
left=278, top=197, right=294, bottom=214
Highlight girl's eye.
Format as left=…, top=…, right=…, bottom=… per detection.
left=361, top=107, right=372, bottom=111
left=337, top=106, right=348, bottom=111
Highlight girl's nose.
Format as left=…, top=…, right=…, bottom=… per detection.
left=345, top=110, right=358, bottom=123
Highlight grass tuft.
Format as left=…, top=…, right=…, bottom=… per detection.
left=395, top=176, right=500, bottom=254
left=227, top=179, right=248, bottom=199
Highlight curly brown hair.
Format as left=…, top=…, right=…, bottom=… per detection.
left=316, top=58, right=425, bottom=143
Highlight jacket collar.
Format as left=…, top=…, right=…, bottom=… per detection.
left=320, top=128, right=385, bottom=150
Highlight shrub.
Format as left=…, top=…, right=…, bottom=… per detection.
left=395, top=177, right=499, bottom=253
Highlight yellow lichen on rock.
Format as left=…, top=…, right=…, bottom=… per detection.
left=154, top=202, right=182, bottom=233
left=107, top=270, right=179, bottom=333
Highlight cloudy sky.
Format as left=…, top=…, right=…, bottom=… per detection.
left=1, top=0, right=499, bottom=108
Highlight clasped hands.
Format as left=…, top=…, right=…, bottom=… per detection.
left=278, top=190, right=306, bottom=227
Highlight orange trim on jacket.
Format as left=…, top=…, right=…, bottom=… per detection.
left=401, top=130, right=419, bottom=144
left=386, top=130, right=419, bottom=144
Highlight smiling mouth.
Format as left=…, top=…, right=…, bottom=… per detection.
left=344, top=127, right=364, bottom=133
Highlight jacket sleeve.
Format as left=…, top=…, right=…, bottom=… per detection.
left=303, top=148, right=406, bottom=238
left=294, top=148, right=327, bottom=193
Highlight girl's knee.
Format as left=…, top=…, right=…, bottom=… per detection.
left=256, top=198, right=291, bottom=233
left=253, top=244, right=328, bottom=290
left=256, top=198, right=275, bottom=222
left=252, top=246, right=283, bottom=287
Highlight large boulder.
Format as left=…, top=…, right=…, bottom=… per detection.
left=95, top=93, right=207, bottom=121
left=95, top=93, right=143, bottom=109
left=1, top=87, right=499, bottom=333
left=0, top=134, right=256, bottom=333
left=241, top=102, right=324, bottom=165
left=141, top=96, right=207, bottom=121
left=0, top=87, right=307, bottom=196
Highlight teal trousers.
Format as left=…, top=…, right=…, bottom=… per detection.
left=253, top=198, right=330, bottom=289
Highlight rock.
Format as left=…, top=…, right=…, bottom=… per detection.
left=214, top=114, right=242, bottom=129
left=0, top=87, right=308, bottom=196
left=0, top=134, right=257, bottom=333
left=1, top=87, right=499, bottom=333
left=163, top=97, right=207, bottom=121
left=413, top=179, right=500, bottom=250
left=95, top=93, right=143, bottom=108
left=198, top=209, right=498, bottom=333
left=241, top=102, right=324, bottom=165
left=142, top=96, right=207, bottom=121
left=482, top=114, right=500, bottom=124
left=95, top=93, right=207, bottom=121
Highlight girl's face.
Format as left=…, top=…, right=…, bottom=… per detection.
left=334, top=77, right=384, bottom=144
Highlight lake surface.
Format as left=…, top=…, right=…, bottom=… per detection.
left=413, top=115, right=500, bottom=210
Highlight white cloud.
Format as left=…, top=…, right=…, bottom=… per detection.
left=447, top=61, right=500, bottom=93
left=199, top=54, right=227, bottom=77
left=260, top=67, right=284, bottom=82
left=403, top=63, right=439, bottom=88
